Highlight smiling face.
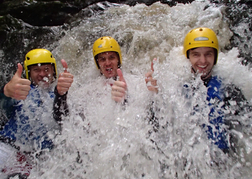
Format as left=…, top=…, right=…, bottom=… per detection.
left=97, top=51, right=119, bottom=79
left=188, top=47, right=215, bottom=80
left=29, top=63, right=55, bottom=88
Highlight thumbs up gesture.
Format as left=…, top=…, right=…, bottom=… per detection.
left=56, top=59, right=74, bottom=96
left=145, top=58, right=158, bottom=93
left=4, top=63, right=31, bottom=100
left=111, top=69, right=127, bottom=102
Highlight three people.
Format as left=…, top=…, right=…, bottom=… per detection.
left=0, top=49, right=73, bottom=178
left=0, top=28, right=250, bottom=178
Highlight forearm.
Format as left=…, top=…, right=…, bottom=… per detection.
left=0, top=85, right=17, bottom=129
left=0, top=85, right=7, bottom=99
left=53, top=87, right=69, bottom=123
left=0, top=85, right=16, bottom=111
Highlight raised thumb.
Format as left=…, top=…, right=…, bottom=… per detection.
left=16, top=63, right=23, bottom=78
left=61, top=59, right=68, bottom=73
left=151, top=58, right=157, bottom=72
left=117, top=69, right=125, bottom=82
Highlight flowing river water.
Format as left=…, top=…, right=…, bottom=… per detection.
left=1, top=1, right=252, bottom=178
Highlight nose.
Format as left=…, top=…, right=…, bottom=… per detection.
left=199, top=54, right=207, bottom=63
left=104, top=58, right=111, bottom=66
left=38, top=69, right=47, bottom=76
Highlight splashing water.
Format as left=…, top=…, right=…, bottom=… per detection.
left=3, top=1, right=252, bottom=178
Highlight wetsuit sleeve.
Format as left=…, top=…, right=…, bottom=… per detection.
left=121, top=95, right=129, bottom=109
left=53, top=87, right=69, bottom=124
left=223, top=84, right=252, bottom=119
left=0, top=85, right=16, bottom=129
left=222, top=84, right=252, bottom=152
left=145, top=101, right=160, bottom=133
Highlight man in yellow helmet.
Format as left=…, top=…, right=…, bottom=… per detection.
left=93, top=36, right=127, bottom=103
left=146, top=27, right=219, bottom=91
left=182, top=27, right=229, bottom=152
left=0, top=49, right=73, bottom=178
left=183, top=27, right=219, bottom=81
left=145, top=27, right=251, bottom=153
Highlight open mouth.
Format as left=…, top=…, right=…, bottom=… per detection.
left=196, top=65, right=208, bottom=73
left=106, top=68, right=112, bottom=72
left=42, top=77, right=50, bottom=82
left=197, top=65, right=207, bottom=69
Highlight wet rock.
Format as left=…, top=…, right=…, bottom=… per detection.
left=0, top=0, right=194, bottom=26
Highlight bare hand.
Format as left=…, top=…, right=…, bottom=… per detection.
left=57, top=59, right=74, bottom=95
left=145, top=58, right=158, bottom=93
left=4, top=63, right=31, bottom=100
left=111, top=69, right=127, bottom=102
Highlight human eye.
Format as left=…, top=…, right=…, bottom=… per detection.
left=98, top=57, right=105, bottom=62
left=206, top=52, right=214, bottom=57
left=109, top=55, right=116, bottom=60
left=192, top=52, right=199, bottom=57
left=32, top=67, right=39, bottom=72
left=46, top=65, right=51, bottom=70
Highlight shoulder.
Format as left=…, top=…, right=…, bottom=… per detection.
left=207, top=76, right=222, bottom=88
left=221, top=81, right=252, bottom=116
left=222, top=83, right=247, bottom=102
left=208, top=76, right=246, bottom=102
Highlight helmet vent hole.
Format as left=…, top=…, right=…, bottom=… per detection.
left=27, top=57, right=30, bottom=60
left=110, top=46, right=112, bottom=48
left=51, top=55, right=53, bottom=58
left=189, top=43, right=191, bottom=45
left=212, top=41, right=214, bottom=44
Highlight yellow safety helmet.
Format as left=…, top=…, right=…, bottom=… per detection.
left=183, top=27, right=219, bottom=64
left=92, top=36, right=122, bottom=69
left=24, top=49, right=58, bottom=79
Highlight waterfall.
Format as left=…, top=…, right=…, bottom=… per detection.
left=1, top=1, right=252, bottom=178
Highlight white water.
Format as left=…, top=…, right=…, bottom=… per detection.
left=9, top=1, right=252, bottom=178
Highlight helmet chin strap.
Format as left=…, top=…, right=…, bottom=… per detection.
left=201, top=69, right=212, bottom=81
left=191, top=66, right=212, bottom=81
left=191, top=66, right=197, bottom=73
